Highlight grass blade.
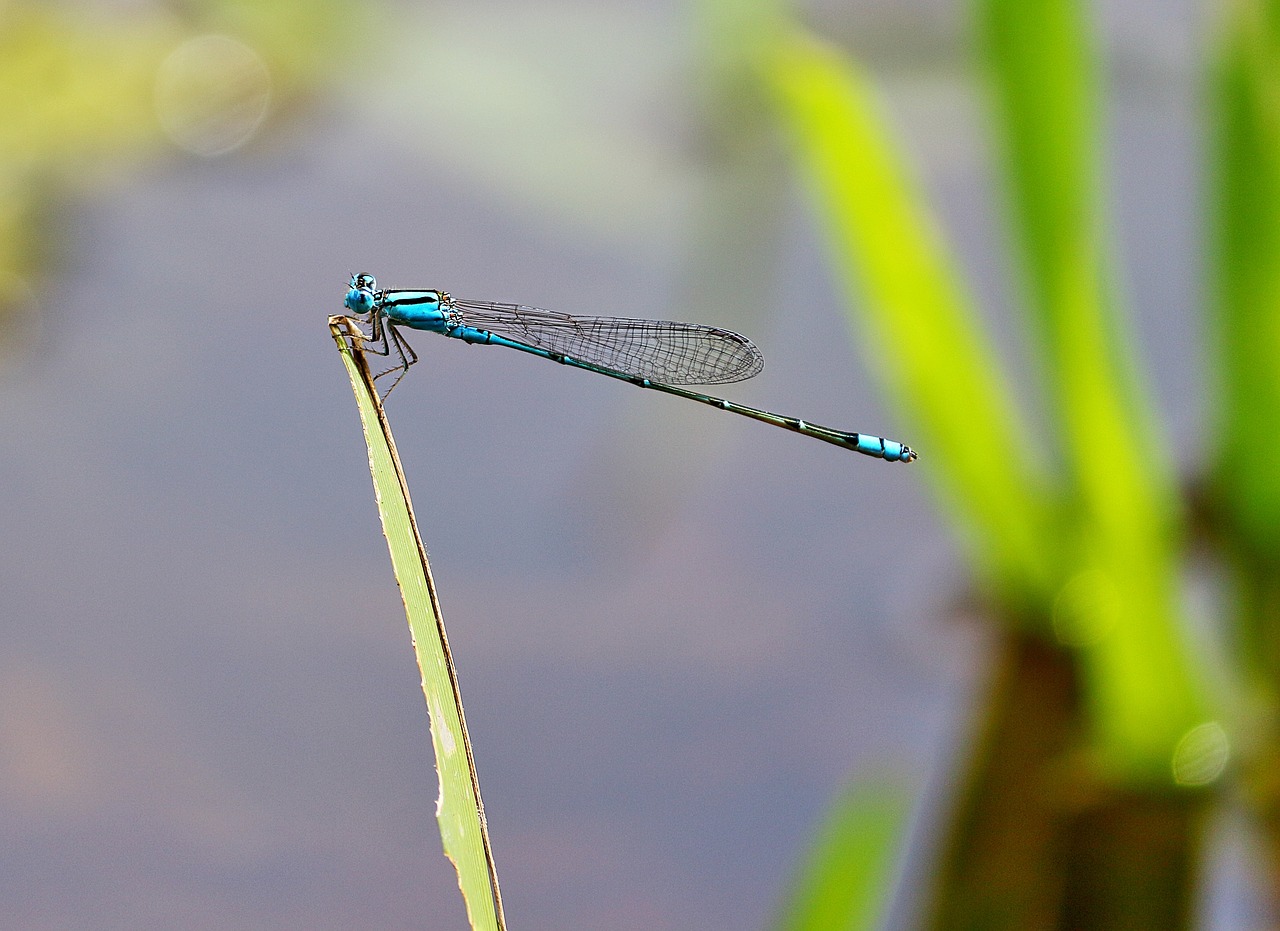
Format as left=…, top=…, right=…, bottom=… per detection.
left=329, top=317, right=505, bottom=931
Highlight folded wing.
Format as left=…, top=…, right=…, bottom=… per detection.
left=451, top=300, right=764, bottom=386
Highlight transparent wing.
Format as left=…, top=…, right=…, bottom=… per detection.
left=451, top=300, right=764, bottom=385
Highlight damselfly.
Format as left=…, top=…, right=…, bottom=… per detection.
left=342, top=273, right=916, bottom=463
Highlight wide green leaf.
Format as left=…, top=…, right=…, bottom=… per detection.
left=766, top=30, right=1057, bottom=609
left=1213, top=3, right=1280, bottom=566
left=976, top=0, right=1209, bottom=777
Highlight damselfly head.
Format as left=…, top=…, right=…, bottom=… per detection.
left=344, top=272, right=378, bottom=315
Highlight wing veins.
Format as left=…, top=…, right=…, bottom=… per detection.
left=451, top=299, right=763, bottom=385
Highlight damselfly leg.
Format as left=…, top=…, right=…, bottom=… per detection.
left=351, top=307, right=419, bottom=398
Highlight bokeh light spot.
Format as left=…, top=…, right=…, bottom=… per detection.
left=154, top=34, right=271, bottom=157
left=1171, top=721, right=1229, bottom=787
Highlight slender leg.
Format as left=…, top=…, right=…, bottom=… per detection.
left=373, top=323, right=418, bottom=398
left=361, top=311, right=393, bottom=357
left=355, top=311, right=405, bottom=391
left=392, top=324, right=418, bottom=368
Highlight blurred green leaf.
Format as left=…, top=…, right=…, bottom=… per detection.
left=331, top=319, right=505, bottom=931
left=764, top=30, right=1058, bottom=609
left=773, top=778, right=909, bottom=931
left=976, top=0, right=1209, bottom=777
left=1213, top=1, right=1280, bottom=568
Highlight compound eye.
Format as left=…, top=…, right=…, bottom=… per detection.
left=353, top=273, right=377, bottom=291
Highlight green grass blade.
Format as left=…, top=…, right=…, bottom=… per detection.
left=1212, top=1, right=1280, bottom=561
left=976, top=0, right=1210, bottom=777
left=773, top=778, right=909, bottom=931
left=330, top=318, right=505, bottom=931
left=764, top=30, right=1058, bottom=607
